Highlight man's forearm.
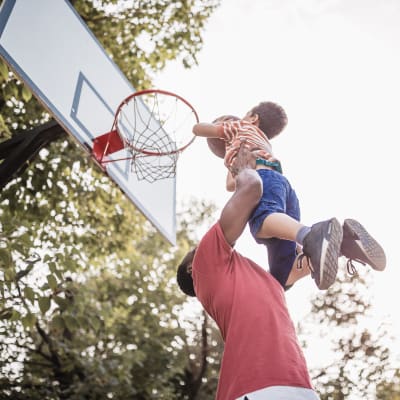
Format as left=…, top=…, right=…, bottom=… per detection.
left=219, top=143, right=262, bottom=245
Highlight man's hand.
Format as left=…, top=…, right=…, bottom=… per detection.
left=229, top=142, right=257, bottom=177
left=204, top=115, right=240, bottom=159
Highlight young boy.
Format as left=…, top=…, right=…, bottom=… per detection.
left=193, top=102, right=386, bottom=290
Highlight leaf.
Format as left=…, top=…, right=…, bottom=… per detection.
left=64, top=315, right=78, bottom=331
left=47, top=274, right=58, bottom=291
left=4, top=269, right=15, bottom=282
left=38, top=296, right=51, bottom=314
left=52, top=315, right=65, bottom=330
left=77, top=316, right=89, bottom=330
left=48, top=262, right=57, bottom=273
left=65, top=258, right=77, bottom=272
left=0, top=114, right=11, bottom=137
left=21, top=85, right=32, bottom=102
left=0, top=248, right=12, bottom=269
left=18, top=232, right=33, bottom=248
left=24, top=286, right=35, bottom=304
left=10, top=309, right=21, bottom=321
left=55, top=269, right=63, bottom=280
left=91, top=316, right=101, bottom=331
left=0, top=60, right=8, bottom=81
left=53, top=295, right=69, bottom=311
left=22, top=313, right=36, bottom=328
left=4, top=83, right=16, bottom=100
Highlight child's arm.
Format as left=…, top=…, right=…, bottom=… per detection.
left=192, top=122, right=222, bottom=138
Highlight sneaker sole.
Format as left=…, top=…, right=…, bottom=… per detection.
left=319, top=218, right=343, bottom=290
left=342, top=219, right=386, bottom=271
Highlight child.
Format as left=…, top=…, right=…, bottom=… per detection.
left=193, top=102, right=386, bottom=290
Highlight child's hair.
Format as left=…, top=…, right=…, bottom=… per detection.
left=176, top=248, right=196, bottom=297
left=250, top=102, right=288, bottom=139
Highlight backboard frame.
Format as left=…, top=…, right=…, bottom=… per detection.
left=0, top=0, right=177, bottom=245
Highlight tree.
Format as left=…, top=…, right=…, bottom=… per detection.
left=0, top=0, right=220, bottom=133
left=72, top=0, right=219, bottom=89
left=375, top=368, right=400, bottom=399
left=0, top=144, right=220, bottom=398
left=298, top=267, right=399, bottom=399
left=0, top=0, right=222, bottom=398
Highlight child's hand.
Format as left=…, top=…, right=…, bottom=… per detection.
left=229, top=142, right=257, bottom=177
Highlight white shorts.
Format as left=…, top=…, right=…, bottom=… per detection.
left=236, top=385, right=320, bottom=400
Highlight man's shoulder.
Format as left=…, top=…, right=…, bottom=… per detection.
left=198, top=221, right=228, bottom=249
left=194, top=222, right=233, bottom=262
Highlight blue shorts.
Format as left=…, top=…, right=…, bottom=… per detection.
left=248, top=169, right=300, bottom=289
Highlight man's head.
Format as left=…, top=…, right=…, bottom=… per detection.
left=243, top=101, right=288, bottom=139
left=176, top=248, right=197, bottom=296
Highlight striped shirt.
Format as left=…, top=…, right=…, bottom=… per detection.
left=216, top=120, right=276, bottom=168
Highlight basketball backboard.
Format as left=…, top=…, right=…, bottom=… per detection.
left=0, top=0, right=176, bottom=244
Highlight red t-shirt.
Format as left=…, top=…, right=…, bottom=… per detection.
left=192, top=222, right=314, bottom=400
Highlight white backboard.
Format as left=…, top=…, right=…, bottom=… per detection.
left=0, top=0, right=176, bottom=244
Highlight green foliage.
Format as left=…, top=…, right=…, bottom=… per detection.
left=0, top=0, right=222, bottom=398
left=376, top=368, right=400, bottom=399
left=298, top=269, right=399, bottom=400
left=0, top=58, right=49, bottom=137
left=73, top=0, right=220, bottom=89
left=0, top=138, right=220, bottom=398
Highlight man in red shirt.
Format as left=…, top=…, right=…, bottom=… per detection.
left=177, top=144, right=320, bottom=399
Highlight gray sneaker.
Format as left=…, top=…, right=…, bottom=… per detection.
left=301, top=218, right=343, bottom=290
left=341, top=218, right=386, bottom=272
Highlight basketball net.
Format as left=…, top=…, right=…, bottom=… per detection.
left=93, top=89, right=198, bottom=183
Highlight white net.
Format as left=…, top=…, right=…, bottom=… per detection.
left=115, top=90, right=197, bottom=182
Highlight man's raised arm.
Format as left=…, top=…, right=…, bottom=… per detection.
left=219, top=144, right=262, bottom=245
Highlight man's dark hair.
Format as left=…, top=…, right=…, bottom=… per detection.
left=250, top=101, right=288, bottom=139
left=176, top=249, right=196, bottom=297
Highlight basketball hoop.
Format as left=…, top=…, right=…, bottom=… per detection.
left=93, top=89, right=199, bottom=182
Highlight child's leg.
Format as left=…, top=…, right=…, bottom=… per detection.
left=250, top=169, right=305, bottom=289
left=249, top=169, right=342, bottom=290
left=264, top=239, right=298, bottom=288
left=248, top=169, right=301, bottom=243
left=256, top=212, right=305, bottom=243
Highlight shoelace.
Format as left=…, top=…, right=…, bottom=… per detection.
left=297, top=253, right=314, bottom=275
left=298, top=252, right=363, bottom=277
left=346, top=258, right=365, bottom=276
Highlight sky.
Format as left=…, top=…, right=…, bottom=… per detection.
left=153, top=0, right=400, bottom=370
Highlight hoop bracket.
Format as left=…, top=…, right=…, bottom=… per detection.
left=92, top=129, right=124, bottom=162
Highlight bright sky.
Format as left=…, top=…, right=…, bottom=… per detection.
left=154, top=0, right=400, bottom=370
